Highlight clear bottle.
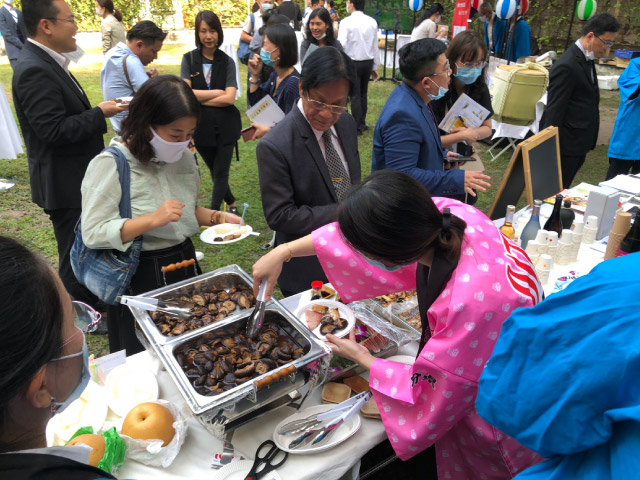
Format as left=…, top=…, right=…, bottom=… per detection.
left=500, top=205, right=516, bottom=240
left=543, top=194, right=564, bottom=237
left=310, top=280, right=323, bottom=300
left=520, top=200, right=542, bottom=250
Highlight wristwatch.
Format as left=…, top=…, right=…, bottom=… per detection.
left=250, top=77, right=261, bottom=85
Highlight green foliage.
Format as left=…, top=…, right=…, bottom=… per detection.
left=181, top=0, right=252, bottom=28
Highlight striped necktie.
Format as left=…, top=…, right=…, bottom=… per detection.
left=322, top=129, right=351, bottom=202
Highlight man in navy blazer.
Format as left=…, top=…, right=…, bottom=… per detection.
left=372, top=39, right=490, bottom=199
left=257, top=47, right=361, bottom=296
left=13, top=0, right=122, bottom=303
left=0, top=0, right=27, bottom=68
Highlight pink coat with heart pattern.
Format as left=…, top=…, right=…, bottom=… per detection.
left=312, top=198, right=544, bottom=480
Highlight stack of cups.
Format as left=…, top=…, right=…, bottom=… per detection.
left=583, top=215, right=598, bottom=244
left=571, top=219, right=584, bottom=262
left=546, top=231, right=559, bottom=262
left=534, top=230, right=549, bottom=255
left=536, top=254, right=553, bottom=285
left=556, top=229, right=573, bottom=265
left=525, top=240, right=543, bottom=266
left=604, top=211, right=632, bottom=260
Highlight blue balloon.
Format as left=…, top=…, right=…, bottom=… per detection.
left=496, top=0, right=517, bottom=19
left=408, top=0, right=424, bottom=12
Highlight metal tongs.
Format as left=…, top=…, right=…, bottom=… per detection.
left=246, top=280, right=268, bottom=338
left=118, top=295, right=194, bottom=320
left=283, top=391, right=372, bottom=449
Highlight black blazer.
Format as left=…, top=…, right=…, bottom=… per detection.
left=257, top=107, right=361, bottom=294
left=541, top=42, right=599, bottom=156
left=0, top=6, right=27, bottom=60
left=12, top=41, right=107, bottom=210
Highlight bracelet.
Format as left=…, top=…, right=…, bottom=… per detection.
left=210, top=210, right=218, bottom=225
left=284, top=243, right=293, bottom=262
left=250, top=77, right=260, bottom=85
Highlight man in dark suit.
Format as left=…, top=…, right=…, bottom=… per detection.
left=541, top=13, right=619, bottom=189
left=0, top=0, right=27, bottom=69
left=257, top=47, right=361, bottom=296
left=13, top=0, right=122, bottom=303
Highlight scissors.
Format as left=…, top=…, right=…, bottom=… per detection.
left=244, top=440, right=288, bottom=480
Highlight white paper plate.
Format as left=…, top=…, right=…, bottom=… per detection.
left=295, top=283, right=338, bottom=306
left=47, top=380, right=108, bottom=445
left=105, top=364, right=159, bottom=417
left=212, top=459, right=282, bottom=480
left=200, top=223, right=253, bottom=245
left=293, top=300, right=355, bottom=340
left=115, top=96, right=133, bottom=107
left=273, top=404, right=361, bottom=454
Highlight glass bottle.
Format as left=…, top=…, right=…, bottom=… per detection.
left=543, top=194, right=564, bottom=237
left=560, top=199, right=575, bottom=230
left=310, top=280, right=323, bottom=300
left=521, top=200, right=542, bottom=250
left=500, top=205, right=516, bottom=240
left=618, top=216, right=640, bottom=256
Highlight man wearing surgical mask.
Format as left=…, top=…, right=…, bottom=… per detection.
left=240, top=0, right=273, bottom=46
left=477, top=2, right=506, bottom=56
left=541, top=13, right=619, bottom=189
left=373, top=39, right=491, bottom=200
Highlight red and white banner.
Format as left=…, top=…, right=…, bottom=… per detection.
left=451, top=0, right=471, bottom=38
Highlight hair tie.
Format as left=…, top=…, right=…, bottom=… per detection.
left=442, top=208, right=451, bottom=232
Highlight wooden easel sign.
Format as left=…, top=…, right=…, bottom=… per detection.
left=488, top=126, right=562, bottom=219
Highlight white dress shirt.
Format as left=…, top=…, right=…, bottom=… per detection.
left=337, top=10, right=379, bottom=70
left=27, top=38, right=83, bottom=92
left=297, top=99, right=349, bottom=173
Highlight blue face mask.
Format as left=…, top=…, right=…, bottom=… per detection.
left=455, top=66, right=483, bottom=85
left=426, top=77, right=448, bottom=101
left=260, top=48, right=277, bottom=67
left=50, top=334, right=90, bottom=415
left=360, top=253, right=408, bottom=272
left=261, top=3, right=274, bottom=11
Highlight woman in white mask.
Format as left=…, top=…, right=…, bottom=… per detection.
left=95, top=0, right=125, bottom=54
left=0, top=236, right=114, bottom=479
left=299, top=8, right=343, bottom=63
left=80, top=76, right=243, bottom=355
left=410, top=2, right=446, bottom=42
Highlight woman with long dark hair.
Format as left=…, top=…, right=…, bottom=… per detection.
left=299, top=8, right=343, bottom=63
left=430, top=30, right=493, bottom=155
left=80, top=75, right=242, bottom=355
left=181, top=10, right=242, bottom=212
left=252, top=170, right=543, bottom=479
left=247, top=23, right=300, bottom=139
left=0, top=237, right=111, bottom=478
left=410, top=2, right=445, bottom=42
left=95, top=0, right=125, bottom=54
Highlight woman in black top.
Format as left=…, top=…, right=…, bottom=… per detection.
left=181, top=11, right=242, bottom=211
left=430, top=30, right=493, bottom=158
left=299, top=8, right=343, bottom=63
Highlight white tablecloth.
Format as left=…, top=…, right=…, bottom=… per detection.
left=0, top=81, right=23, bottom=159
left=219, top=42, right=242, bottom=100
left=116, top=297, right=418, bottom=480
left=377, top=34, right=411, bottom=69
left=491, top=91, right=547, bottom=141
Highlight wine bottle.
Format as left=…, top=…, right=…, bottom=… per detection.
left=560, top=199, right=575, bottom=230
left=543, top=194, right=564, bottom=237
left=500, top=205, right=516, bottom=240
left=520, top=200, right=542, bottom=250
left=618, top=215, right=640, bottom=256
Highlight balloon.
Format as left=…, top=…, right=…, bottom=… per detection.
left=496, top=0, right=517, bottom=19
left=408, top=0, right=423, bottom=12
left=576, top=0, right=597, bottom=20
left=520, top=0, right=529, bottom=14
left=470, top=0, right=481, bottom=9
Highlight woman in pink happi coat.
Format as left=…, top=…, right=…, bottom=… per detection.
left=253, top=171, right=544, bottom=479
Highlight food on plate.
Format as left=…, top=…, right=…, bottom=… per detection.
left=122, top=402, right=175, bottom=447
left=67, top=433, right=105, bottom=466
left=319, top=307, right=348, bottom=335
left=374, top=290, right=418, bottom=307
left=360, top=397, right=381, bottom=419
left=322, top=382, right=352, bottom=403
left=150, top=284, right=256, bottom=336
left=175, top=323, right=307, bottom=396
left=319, top=284, right=336, bottom=299
left=114, top=98, right=131, bottom=105
left=343, top=375, right=370, bottom=394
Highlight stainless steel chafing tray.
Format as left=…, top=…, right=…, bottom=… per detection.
left=127, top=266, right=332, bottom=438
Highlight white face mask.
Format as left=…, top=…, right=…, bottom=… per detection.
left=149, top=127, right=190, bottom=164
left=95, top=7, right=103, bottom=15
left=312, top=31, right=327, bottom=40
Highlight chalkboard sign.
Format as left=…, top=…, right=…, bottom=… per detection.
left=488, top=127, right=562, bottom=219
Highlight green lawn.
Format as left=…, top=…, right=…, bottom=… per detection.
left=0, top=43, right=619, bottom=356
